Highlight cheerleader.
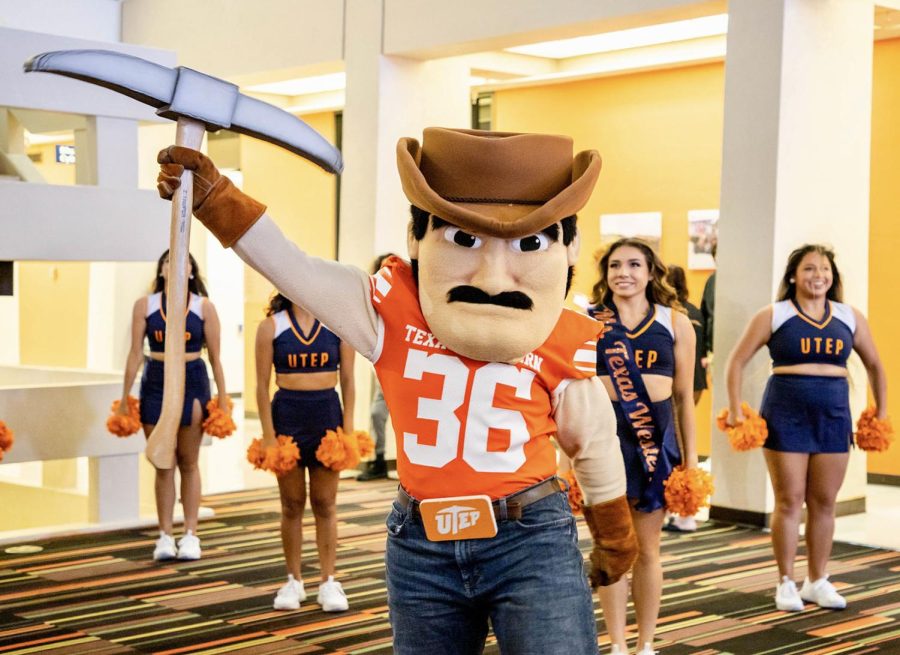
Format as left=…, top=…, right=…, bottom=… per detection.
left=591, top=239, right=698, bottom=655
left=117, top=250, right=228, bottom=561
left=256, top=293, right=356, bottom=612
left=725, top=245, right=887, bottom=611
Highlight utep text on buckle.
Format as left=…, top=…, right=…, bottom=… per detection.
left=418, top=495, right=498, bottom=542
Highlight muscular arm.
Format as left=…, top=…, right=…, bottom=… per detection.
left=234, top=216, right=379, bottom=359
left=556, top=376, right=636, bottom=587
left=156, top=149, right=379, bottom=358
left=554, top=376, right=625, bottom=504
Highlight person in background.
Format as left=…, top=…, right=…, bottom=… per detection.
left=357, top=253, right=398, bottom=482
left=255, top=292, right=357, bottom=612
left=724, top=244, right=887, bottom=612
left=661, top=264, right=705, bottom=534
left=700, top=240, right=716, bottom=368
left=666, top=265, right=706, bottom=406
left=117, top=250, right=228, bottom=562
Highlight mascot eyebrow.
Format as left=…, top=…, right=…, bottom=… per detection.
left=430, top=215, right=561, bottom=242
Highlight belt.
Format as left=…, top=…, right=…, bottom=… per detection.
left=396, top=477, right=563, bottom=523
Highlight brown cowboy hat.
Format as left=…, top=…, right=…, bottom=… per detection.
left=396, top=127, right=601, bottom=239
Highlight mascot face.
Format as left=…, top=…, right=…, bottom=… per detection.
left=409, top=221, right=579, bottom=363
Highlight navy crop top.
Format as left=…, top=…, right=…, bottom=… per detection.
left=145, top=292, right=204, bottom=353
left=767, top=300, right=855, bottom=368
left=595, top=304, right=676, bottom=378
left=272, top=309, right=341, bottom=374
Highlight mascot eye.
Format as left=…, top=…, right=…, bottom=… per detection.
left=444, top=227, right=483, bottom=249
left=511, top=233, right=550, bottom=253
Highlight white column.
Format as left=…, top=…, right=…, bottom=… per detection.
left=0, top=111, right=21, bottom=364
left=81, top=116, right=147, bottom=525
left=84, top=116, right=149, bottom=372
left=340, top=0, right=471, bottom=446
left=88, top=454, right=140, bottom=523
left=711, top=0, right=872, bottom=524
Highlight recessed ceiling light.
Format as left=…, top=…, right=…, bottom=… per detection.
left=506, top=14, right=729, bottom=59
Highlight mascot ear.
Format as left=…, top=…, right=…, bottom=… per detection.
left=566, top=231, right=581, bottom=267
left=408, top=230, right=420, bottom=260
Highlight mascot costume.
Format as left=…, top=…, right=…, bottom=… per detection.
left=157, top=127, right=637, bottom=654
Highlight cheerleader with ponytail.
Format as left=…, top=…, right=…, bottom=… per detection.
left=252, top=292, right=357, bottom=613
left=117, top=250, right=229, bottom=562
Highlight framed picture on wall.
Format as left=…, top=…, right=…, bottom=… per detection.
left=598, top=212, right=662, bottom=257
left=687, top=209, right=718, bottom=270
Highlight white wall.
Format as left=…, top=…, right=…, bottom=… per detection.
left=0, top=0, right=122, bottom=43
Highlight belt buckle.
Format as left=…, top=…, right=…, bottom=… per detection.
left=418, top=495, right=498, bottom=542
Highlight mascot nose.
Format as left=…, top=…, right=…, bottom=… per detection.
left=470, top=250, right=515, bottom=293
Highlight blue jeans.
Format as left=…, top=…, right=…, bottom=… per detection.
left=385, top=489, right=598, bottom=655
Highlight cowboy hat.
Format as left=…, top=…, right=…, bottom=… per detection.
left=396, top=127, right=601, bottom=239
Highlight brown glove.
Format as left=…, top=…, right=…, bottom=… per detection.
left=581, top=495, right=637, bottom=587
left=157, top=146, right=266, bottom=248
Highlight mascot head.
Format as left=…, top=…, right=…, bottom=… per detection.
left=397, top=127, right=602, bottom=362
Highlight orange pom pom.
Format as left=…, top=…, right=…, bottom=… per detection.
left=264, top=436, right=301, bottom=476
left=0, top=420, right=15, bottom=454
left=664, top=466, right=715, bottom=517
left=355, top=431, right=375, bottom=459
left=717, top=402, right=768, bottom=451
left=856, top=406, right=893, bottom=452
left=316, top=427, right=362, bottom=471
left=246, top=435, right=300, bottom=477
left=106, top=396, right=141, bottom=437
left=203, top=398, right=236, bottom=438
left=246, top=437, right=266, bottom=469
left=559, top=469, right=583, bottom=515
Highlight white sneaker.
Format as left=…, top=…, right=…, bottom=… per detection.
left=636, top=643, right=657, bottom=655
left=176, top=530, right=201, bottom=560
left=152, top=532, right=176, bottom=561
left=273, top=574, right=306, bottom=610
left=800, top=576, right=847, bottom=609
left=609, top=647, right=623, bottom=655
left=775, top=576, right=804, bottom=611
left=317, top=576, right=349, bottom=612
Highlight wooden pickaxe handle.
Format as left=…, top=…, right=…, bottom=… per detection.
left=145, top=117, right=206, bottom=470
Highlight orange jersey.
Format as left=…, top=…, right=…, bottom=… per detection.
left=369, top=257, right=603, bottom=500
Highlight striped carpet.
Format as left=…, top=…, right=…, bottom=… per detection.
left=1, top=478, right=899, bottom=654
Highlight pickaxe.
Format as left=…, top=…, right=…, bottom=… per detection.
left=24, top=49, right=343, bottom=469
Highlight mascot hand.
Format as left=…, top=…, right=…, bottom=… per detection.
left=582, top=495, right=637, bottom=587
left=156, top=146, right=266, bottom=248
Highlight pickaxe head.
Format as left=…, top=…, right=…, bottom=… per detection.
left=24, top=49, right=343, bottom=174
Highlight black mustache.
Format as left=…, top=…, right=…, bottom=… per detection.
left=447, top=286, right=534, bottom=310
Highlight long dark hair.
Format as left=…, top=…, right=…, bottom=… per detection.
left=152, top=249, right=208, bottom=296
left=665, top=264, right=690, bottom=305
left=265, top=292, right=293, bottom=317
left=591, top=238, right=680, bottom=310
left=776, top=244, right=843, bottom=302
